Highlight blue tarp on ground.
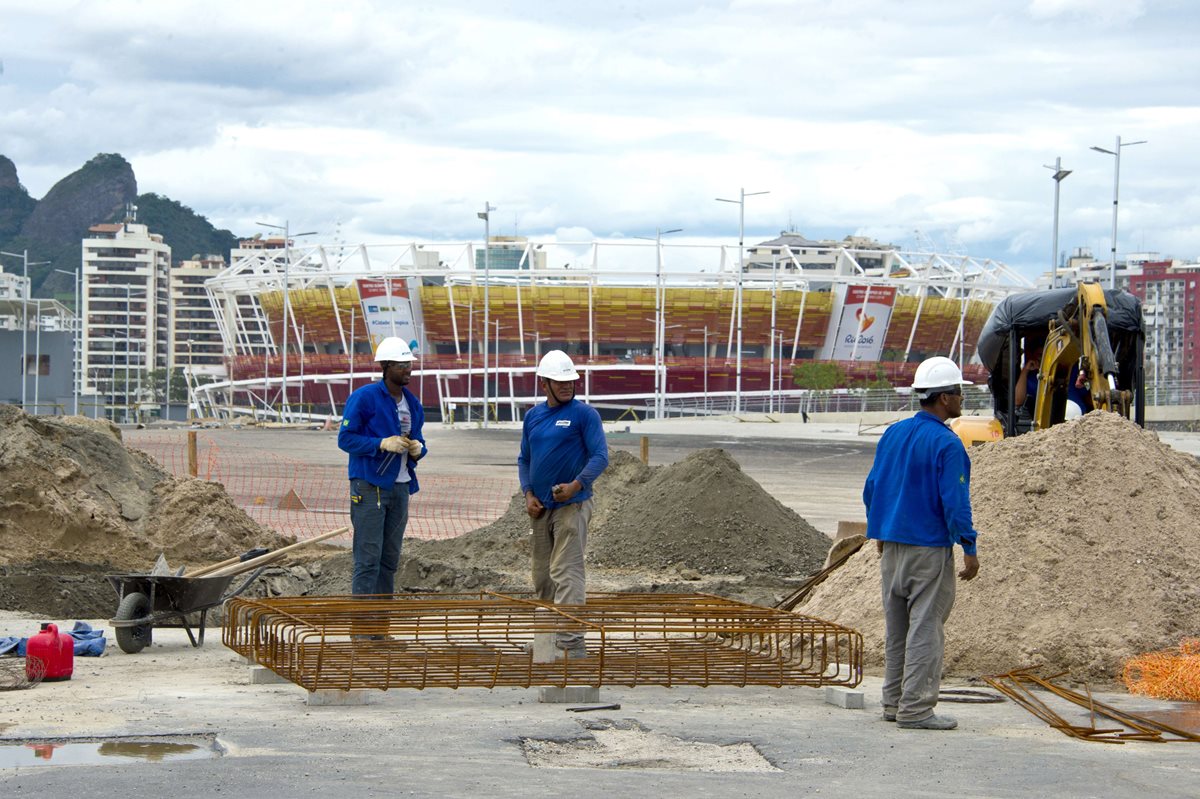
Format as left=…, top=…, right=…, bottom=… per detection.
left=0, top=621, right=107, bottom=657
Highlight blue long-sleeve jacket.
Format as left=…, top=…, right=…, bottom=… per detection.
left=337, top=380, right=425, bottom=492
left=863, top=410, right=978, bottom=556
left=518, top=398, right=608, bottom=509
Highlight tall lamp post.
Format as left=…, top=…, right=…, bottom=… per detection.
left=1, top=250, right=49, bottom=410
left=1090, top=136, right=1146, bottom=289
left=185, top=339, right=194, bottom=422
left=476, top=203, right=495, bottom=428
left=54, top=267, right=82, bottom=414
left=635, top=227, right=682, bottom=418
left=1043, top=158, right=1072, bottom=288
left=256, top=221, right=317, bottom=421
left=716, top=188, right=769, bottom=413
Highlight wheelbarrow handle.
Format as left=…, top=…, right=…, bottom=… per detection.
left=224, top=566, right=269, bottom=602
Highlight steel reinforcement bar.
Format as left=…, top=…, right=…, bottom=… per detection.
left=223, top=591, right=863, bottom=692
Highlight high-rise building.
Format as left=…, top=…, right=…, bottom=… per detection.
left=170, top=254, right=227, bottom=378
left=1127, top=260, right=1200, bottom=383
left=81, top=221, right=171, bottom=417
left=474, top=236, right=546, bottom=271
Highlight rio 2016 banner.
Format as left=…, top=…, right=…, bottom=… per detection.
left=356, top=278, right=426, bottom=355
left=829, top=284, right=896, bottom=361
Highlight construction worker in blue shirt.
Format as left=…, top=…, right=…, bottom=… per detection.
left=337, top=337, right=426, bottom=603
left=517, top=350, right=609, bottom=659
left=863, top=356, right=980, bottom=731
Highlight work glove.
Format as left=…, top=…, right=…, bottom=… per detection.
left=380, top=435, right=407, bottom=453
left=406, top=438, right=423, bottom=458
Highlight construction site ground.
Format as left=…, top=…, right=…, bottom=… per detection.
left=3, top=418, right=1200, bottom=797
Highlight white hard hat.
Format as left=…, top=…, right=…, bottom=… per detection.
left=1065, top=399, right=1083, bottom=420
left=374, top=337, right=415, bottom=363
left=911, top=356, right=972, bottom=397
left=536, top=350, right=580, bottom=381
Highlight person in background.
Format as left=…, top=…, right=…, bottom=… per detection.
left=864, top=356, right=980, bottom=731
left=1015, top=341, right=1090, bottom=420
left=517, top=350, right=608, bottom=659
left=337, top=337, right=426, bottom=614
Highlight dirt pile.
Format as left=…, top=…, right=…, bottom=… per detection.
left=590, top=449, right=828, bottom=576
left=800, top=412, right=1200, bottom=682
left=409, top=449, right=655, bottom=575
left=412, top=447, right=829, bottom=580
left=0, top=405, right=288, bottom=572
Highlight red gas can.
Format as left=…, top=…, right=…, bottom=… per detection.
left=25, top=623, right=73, bottom=682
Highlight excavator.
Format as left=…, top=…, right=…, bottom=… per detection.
left=950, top=281, right=1146, bottom=446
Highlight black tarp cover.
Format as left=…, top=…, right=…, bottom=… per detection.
left=976, top=287, right=1144, bottom=374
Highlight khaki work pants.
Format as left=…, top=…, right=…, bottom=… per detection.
left=879, top=542, right=957, bottom=723
left=531, top=499, right=592, bottom=649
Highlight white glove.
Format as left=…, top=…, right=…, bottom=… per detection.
left=380, top=436, right=407, bottom=454
left=406, top=438, right=423, bottom=458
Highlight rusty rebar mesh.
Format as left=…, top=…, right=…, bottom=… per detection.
left=223, top=592, right=863, bottom=692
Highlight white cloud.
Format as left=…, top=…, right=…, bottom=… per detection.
left=1, top=0, right=1198, bottom=278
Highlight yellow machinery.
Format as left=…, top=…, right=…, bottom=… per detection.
left=956, top=281, right=1145, bottom=446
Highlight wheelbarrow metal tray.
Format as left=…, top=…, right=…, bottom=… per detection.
left=106, top=574, right=237, bottom=613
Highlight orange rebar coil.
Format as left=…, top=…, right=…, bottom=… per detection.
left=1123, top=638, right=1200, bottom=702
left=223, top=591, right=863, bottom=692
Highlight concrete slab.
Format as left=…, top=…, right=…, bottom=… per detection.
left=539, top=686, right=601, bottom=703
left=248, top=665, right=289, bottom=685
left=306, top=688, right=377, bottom=706
left=824, top=686, right=865, bottom=709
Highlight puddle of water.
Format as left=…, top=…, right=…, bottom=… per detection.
left=0, top=736, right=221, bottom=767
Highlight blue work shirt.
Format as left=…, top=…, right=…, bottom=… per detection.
left=337, top=380, right=425, bottom=492
left=863, top=410, right=978, bottom=556
left=518, top=398, right=608, bottom=509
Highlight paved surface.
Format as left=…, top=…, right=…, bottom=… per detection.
left=1, top=623, right=1197, bottom=798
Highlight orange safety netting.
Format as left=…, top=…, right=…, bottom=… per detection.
left=1122, top=638, right=1200, bottom=702
left=128, top=433, right=513, bottom=543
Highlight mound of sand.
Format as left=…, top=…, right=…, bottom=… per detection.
left=413, top=447, right=829, bottom=580
left=590, top=449, right=829, bottom=576
left=0, top=405, right=288, bottom=571
left=800, top=412, right=1200, bottom=682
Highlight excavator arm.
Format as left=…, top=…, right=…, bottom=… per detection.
left=1032, top=281, right=1130, bottom=431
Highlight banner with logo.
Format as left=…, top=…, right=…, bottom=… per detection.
left=829, top=284, right=896, bottom=361
left=356, top=278, right=425, bottom=355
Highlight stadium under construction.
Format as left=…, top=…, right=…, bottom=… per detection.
left=195, top=237, right=1033, bottom=422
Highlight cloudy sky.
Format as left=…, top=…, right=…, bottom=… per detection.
left=1, top=0, right=1197, bottom=279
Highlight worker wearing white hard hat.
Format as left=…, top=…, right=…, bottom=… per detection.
left=337, top=336, right=427, bottom=618
left=517, top=350, right=608, bottom=659
left=863, top=355, right=980, bottom=730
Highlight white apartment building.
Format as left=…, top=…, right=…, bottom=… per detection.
left=0, top=263, right=30, bottom=330
left=170, top=254, right=227, bottom=378
left=81, top=222, right=171, bottom=414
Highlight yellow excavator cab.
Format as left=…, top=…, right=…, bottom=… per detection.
left=949, top=415, right=1004, bottom=448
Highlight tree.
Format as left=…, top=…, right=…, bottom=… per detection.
left=792, top=362, right=847, bottom=390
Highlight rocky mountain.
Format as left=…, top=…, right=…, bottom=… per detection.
left=0, top=154, right=238, bottom=299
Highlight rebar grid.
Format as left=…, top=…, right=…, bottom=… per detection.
left=223, top=592, right=863, bottom=692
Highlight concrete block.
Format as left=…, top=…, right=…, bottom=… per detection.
left=539, top=686, right=601, bottom=704
left=824, top=686, right=865, bottom=710
left=306, top=689, right=377, bottom=707
left=531, top=631, right=557, bottom=663
left=249, top=665, right=290, bottom=685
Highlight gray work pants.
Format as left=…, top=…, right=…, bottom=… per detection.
left=531, top=499, right=591, bottom=649
left=879, top=542, right=956, bottom=723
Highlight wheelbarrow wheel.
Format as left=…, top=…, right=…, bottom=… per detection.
left=114, top=591, right=153, bottom=654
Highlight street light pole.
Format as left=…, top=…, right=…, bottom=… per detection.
left=256, top=221, right=317, bottom=421
left=716, top=188, right=769, bottom=413
left=1043, top=158, right=1072, bottom=288
left=186, top=339, right=194, bottom=422
left=477, top=203, right=495, bottom=428
left=1090, top=136, right=1147, bottom=289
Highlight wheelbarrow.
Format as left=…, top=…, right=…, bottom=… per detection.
left=107, top=566, right=266, bottom=654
